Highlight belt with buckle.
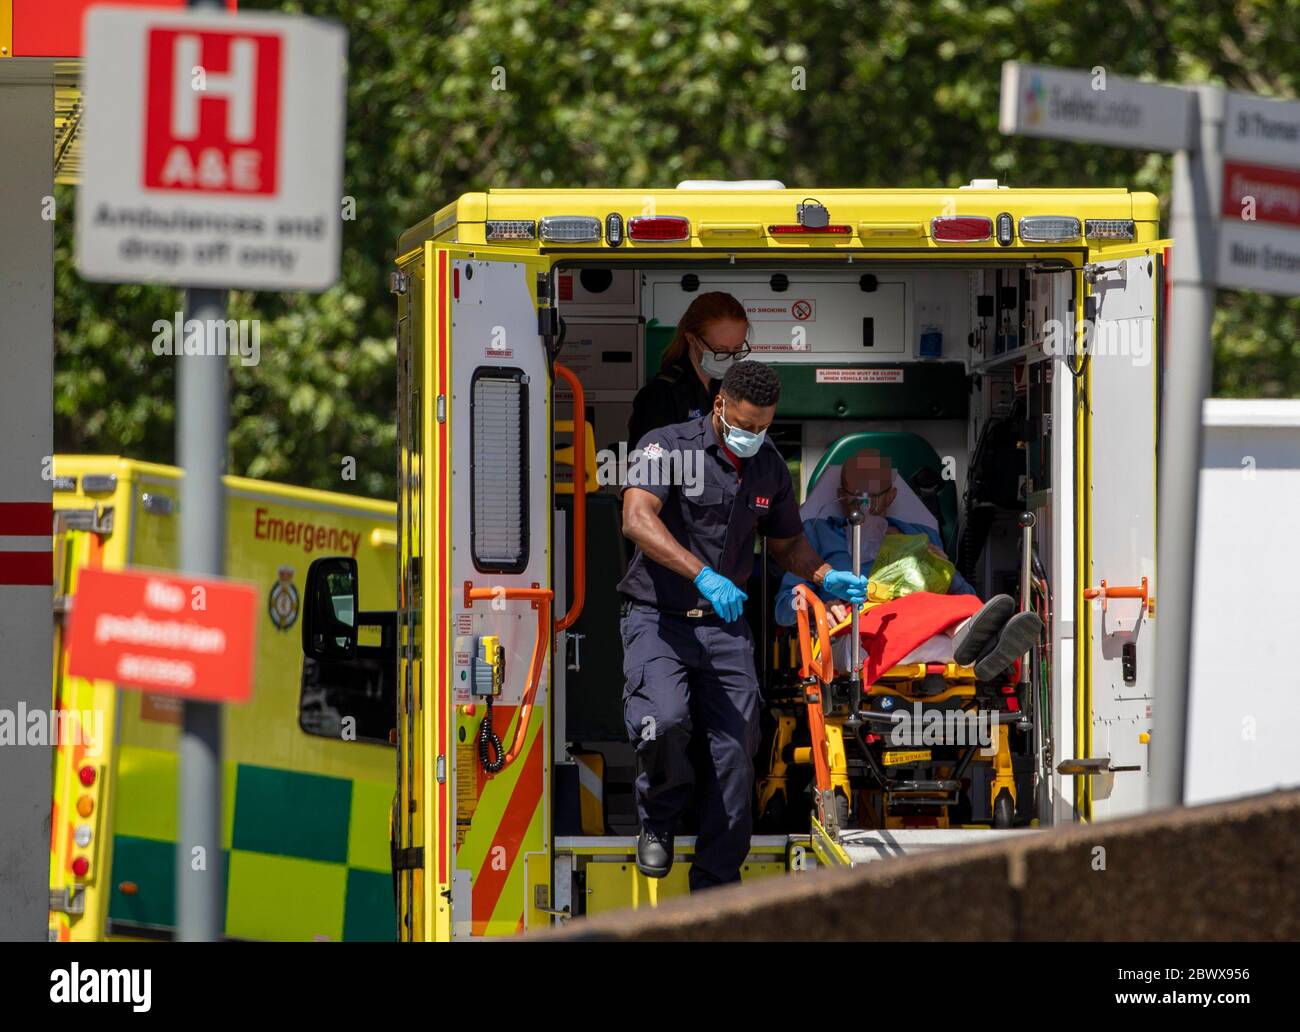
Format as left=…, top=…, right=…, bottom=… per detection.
left=621, top=599, right=714, bottom=620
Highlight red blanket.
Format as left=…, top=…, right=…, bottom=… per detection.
left=855, top=593, right=983, bottom=684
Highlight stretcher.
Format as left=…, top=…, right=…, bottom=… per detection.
left=780, top=514, right=1041, bottom=867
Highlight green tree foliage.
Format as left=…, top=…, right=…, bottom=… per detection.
left=54, top=0, right=1300, bottom=498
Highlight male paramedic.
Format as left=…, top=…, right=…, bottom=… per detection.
left=618, top=360, right=868, bottom=888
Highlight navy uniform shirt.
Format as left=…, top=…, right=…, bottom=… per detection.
left=627, top=356, right=720, bottom=447
left=617, top=414, right=804, bottom=612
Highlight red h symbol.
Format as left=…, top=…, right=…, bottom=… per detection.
left=143, top=28, right=282, bottom=195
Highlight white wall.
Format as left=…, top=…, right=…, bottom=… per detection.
left=0, top=73, right=55, bottom=940
left=1186, top=400, right=1300, bottom=804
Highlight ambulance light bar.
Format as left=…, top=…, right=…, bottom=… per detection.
left=540, top=216, right=601, bottom=243
left=1018, top=216, right=1081, bottom=242
left=485, top=220, right=537, bottom=241
left=931, top=216, right=993, bottom=242
left=628, top=216, right=691, bottom=241
left=1084, top=219, right=1137, bottom=240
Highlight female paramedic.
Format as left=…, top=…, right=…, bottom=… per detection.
left=617, top=360, right=868, bottom=889
left=627, top=291, right=752, bottom=446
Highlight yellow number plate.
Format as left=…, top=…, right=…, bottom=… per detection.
left=883, top=749, right=932, bottom=766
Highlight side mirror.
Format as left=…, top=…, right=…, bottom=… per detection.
left=302, top=556, right=359, bottom=661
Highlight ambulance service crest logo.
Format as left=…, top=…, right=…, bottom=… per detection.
left=268, top=565, right=299, bottom=631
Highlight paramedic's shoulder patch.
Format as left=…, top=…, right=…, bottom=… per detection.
left=642, top=442, right=664, bottom=459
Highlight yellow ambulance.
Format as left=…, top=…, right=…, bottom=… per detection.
left=299, top=181, right=1168, bottom=940
left=49, top=456, right=398, bottom=941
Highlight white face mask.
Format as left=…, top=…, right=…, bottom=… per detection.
left=698, top=346, right=733, bottom=379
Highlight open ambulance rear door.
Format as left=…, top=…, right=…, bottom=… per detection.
left=1069, top=240, right=1170, bottom=820
left=394, top=244, right=559, bottom=940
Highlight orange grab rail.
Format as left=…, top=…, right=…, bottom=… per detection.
left=793, top=583, right=834, bottom=683
left=552, top=363, right=586, bottom=634
left=792, top=583, right=835, bottom=808
left=463, top=584, right=554, bottom=774
left=1083, top=576, right=1150, bottom=613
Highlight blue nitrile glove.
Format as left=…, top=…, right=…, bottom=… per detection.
left=823, top=570, right=869, bottom=605
left=694, top=566, right=748, bottom=622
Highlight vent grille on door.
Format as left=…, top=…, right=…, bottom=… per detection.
left=471, top=368, right=529, bottom=572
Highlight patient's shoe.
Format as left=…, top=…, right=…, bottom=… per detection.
left=953, top=594, right=1015, bottom=667
left=974, top=610, right=1044, bottom=681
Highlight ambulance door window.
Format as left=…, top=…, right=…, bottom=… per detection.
left=298, top=609, right=397, bottom=746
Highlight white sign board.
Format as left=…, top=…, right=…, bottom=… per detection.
left=1217, top=91, right=1300, bottom=297
left=77, top=8, right=346, bottom=291
left=1223, top=90, right=1300, bottom=166
left=1218, top=201, right=1300, bottom=295
left=999, top=62, right=1193, bottom=152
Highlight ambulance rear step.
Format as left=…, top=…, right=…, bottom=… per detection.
left=832, top=827, right=1032, bottom=866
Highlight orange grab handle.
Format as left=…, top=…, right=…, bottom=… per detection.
left=792, top=584, right=835, bottom=805
left=1083, top=576, right=1150, bottom=612
left=464, top=584, right=554, bottom=774
left=553, top=363, right=586, bottom=634
left=793, top=583, right=834, bottom=683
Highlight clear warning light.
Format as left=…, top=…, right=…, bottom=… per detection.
left=1019, top=216, right=1081, bottom=242
left=485, top=220, right=536, bottom=241
left=1084, top=219, right=1136, bottom=240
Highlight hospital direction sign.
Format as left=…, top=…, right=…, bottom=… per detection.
left=1217, top=91, right=1300, bottom=297
left=999, top=62, right=1193, bottom=152
left=77, top=8, right=346, bottom=292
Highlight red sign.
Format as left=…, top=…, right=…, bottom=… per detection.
left=66, top=568, right=257, bottom=704
left=143, top=26, right=282, bottom=195
left=1221, top=161, right=1300, bottom=229
left=11, top=0, right=236, bottom=59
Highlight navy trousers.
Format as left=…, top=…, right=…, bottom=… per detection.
left=620, top=602, right=761, bottom=891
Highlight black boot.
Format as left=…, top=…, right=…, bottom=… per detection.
left=636, top=827, right=674, bottom=878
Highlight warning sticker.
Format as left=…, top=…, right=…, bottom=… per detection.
left=815, top=368, right=904, bottom=384
left=455, top=613, right=473, bottom=634
left=456, top=732, right=479, bottom=847
left=743, top=298, right=816, bottom=322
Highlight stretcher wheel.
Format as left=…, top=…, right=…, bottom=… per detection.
left=992, top=789, right=1015, bottom=829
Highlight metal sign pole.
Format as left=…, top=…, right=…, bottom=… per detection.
left=176, top=0, right=231, bottom=945
left=77, top=1, right=346, bottom=940
left=176, top=285, right=229, bottom=940
left=1151, top=84, right=1226, bottom=809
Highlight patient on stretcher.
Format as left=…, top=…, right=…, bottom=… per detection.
left=774, top=449, right=1041, bottom=682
